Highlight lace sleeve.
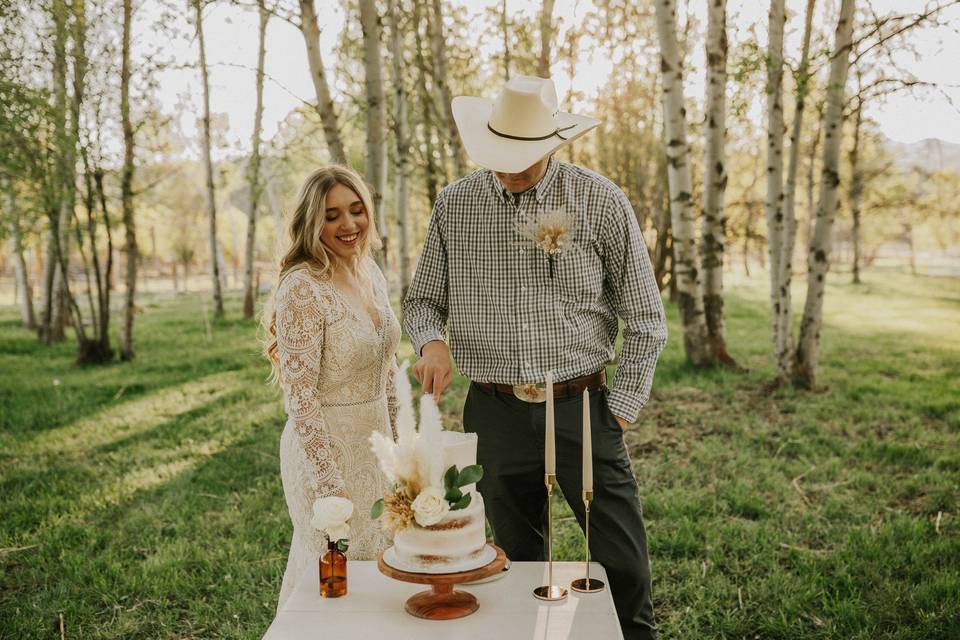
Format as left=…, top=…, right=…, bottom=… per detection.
left=275, top=269, right=347, bottom=499
left=386, top=357, right=399, bottom=442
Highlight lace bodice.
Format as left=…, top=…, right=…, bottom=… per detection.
left=274, top=260, right=401, bottom=499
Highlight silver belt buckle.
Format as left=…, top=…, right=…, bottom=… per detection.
left=513, top=383, right=547, bottom=403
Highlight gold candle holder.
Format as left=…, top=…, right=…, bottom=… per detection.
left=533, top=474, right=568, bottom=601
left=570, top=490, right=605, bottom=593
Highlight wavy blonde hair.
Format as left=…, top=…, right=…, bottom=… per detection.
left=261, top=165, right=382, bottom=384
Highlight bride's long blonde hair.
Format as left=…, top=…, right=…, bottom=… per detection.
left=261, top=165, right=382, bottom=384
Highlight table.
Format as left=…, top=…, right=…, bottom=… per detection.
left=263, top=560, right=623, bottom=640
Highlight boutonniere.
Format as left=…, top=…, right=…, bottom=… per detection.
left=517, top=207, right=577, bottom=278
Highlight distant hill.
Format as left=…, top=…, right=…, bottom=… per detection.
left=883, top=136, right=960, bottom=173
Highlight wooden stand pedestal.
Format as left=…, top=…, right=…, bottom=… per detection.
left=377, top=545, right=507, bottom=620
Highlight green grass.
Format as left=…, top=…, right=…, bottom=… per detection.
left=1, top=270, right=958, bottom=639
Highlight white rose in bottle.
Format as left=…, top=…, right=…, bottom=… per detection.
left=311, top=496, right=354, bottom=532
left=325, top=521, right=351, bottom=543
left=411, top=486, right=450, bottom=527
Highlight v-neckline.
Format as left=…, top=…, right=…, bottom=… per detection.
left=328, top=281, right=384, bottom=334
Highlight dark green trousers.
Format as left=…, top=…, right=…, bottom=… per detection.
left=463, top=382, right=656, bottom=640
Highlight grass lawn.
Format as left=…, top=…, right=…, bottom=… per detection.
left=1, top=269, right=958, bottom=639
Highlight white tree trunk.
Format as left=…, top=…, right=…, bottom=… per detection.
left=298, top=0, right=347, bottom=164
left=120, top=0, right=138, bottom=359
left=413, top=1, right=440, bottom=204
left=795, top=0, right=857, bottom=388
left=764, top=0, right=787, bottom=373
left=244, top=0, right=268, bottom=320
left=265, top=175, right=284, bottom=255
left=701, top=0, right=732, bottom=364
left=905, top=223, right=917, bottom=275
left=778, top=0, right=817, bottom=381
left=848, top=94, right=864, bottom=285
left=501, top=0, right=510, bottom=82
left=654, top=0, right=711, bottom=366
left=92, top=167, right=114, bottom=345
left=359, top=0, right=389, bottom=267
left=194, top=0, right=224, bottom=318
left=63, top=0, right=88, bottom=341
left=537, top=0, right=556, bottom=78
left=429, top=0, right=467, bottom=177
left=39, top=233, right=61, bottom=341
left=217, top=240, right=228, bottom=292
left=5, top=179, right=36, bottom=329
left=41, top=0, right=70, bottom=344
left=388, top=0, right=411, bottom=297
left=805, top=100, right=824, bottom=252
left=48, top=0, right=90, bottom=349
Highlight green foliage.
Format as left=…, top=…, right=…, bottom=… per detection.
left=370, top=497, right=384, bottom=519
left=442, top=463, right=458, bottom=490
left=442, top=463, right=484, bottom=509
left=1, top=273, right=958, bottom=639
left=456, top=464, right=483, bottom=487
left=449, top=493, right=472, bottom=511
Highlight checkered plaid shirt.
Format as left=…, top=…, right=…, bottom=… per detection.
left=402, top=157, right=667, bottom=422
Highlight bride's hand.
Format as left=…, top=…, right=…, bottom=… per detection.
left=413, top=341, right=453, bottom=400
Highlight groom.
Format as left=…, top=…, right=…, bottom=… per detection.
left=404, top=75, right=667, bottom=640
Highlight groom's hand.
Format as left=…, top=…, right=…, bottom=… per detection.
left=413, top=341, right=453, bottom=400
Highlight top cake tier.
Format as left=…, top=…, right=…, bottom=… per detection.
left=441, top=431, right=478, bottom=493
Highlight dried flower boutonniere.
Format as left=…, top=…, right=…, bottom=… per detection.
left=517, top=207, right=577, bottom=278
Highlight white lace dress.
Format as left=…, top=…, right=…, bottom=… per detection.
left=273, top=261, right=400, bottom=611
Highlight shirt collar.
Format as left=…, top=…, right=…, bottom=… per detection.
left=487, top=170, right=508, bottom=203
left=533, top=155, right=560, bottom=203
left=486, top=155, right=561, bottom=204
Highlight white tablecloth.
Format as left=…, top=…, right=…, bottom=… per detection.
left=263, top=560, right=623, bottom=640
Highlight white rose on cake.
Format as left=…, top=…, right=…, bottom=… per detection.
left=411, top=486, right=450, bottom=527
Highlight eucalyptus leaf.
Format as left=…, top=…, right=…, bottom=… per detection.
left=443, top=464, right=458, bottom=490
left=370, top=498, right=384, bottom=519
left=456, top=464, right=484, bottom=487
left=450, top=493, right=473, bottom=511
left=336, top=539, right=349, bottom=553
left=444, top=486, right=463, bottom=503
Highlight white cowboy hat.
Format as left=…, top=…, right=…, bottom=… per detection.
left=452, top=75, right=600, bottom=173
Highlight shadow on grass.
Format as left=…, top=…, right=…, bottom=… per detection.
left=2, top=412, right=286, bottom=639
left=0, top=321, right=269, bottom=437
left=1, top=390, right=283, bottom=539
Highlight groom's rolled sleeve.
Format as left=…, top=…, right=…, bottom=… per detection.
left=403, top=194, right=449, bottom=356
left=601, top=188, right=668, bottom=424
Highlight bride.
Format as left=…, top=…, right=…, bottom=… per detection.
left=262, top=165, right=400, bottom=610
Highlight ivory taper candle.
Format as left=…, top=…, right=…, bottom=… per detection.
left=545, top=371, right=556, bottom=475
left=582, top=388, right=593, bottom=493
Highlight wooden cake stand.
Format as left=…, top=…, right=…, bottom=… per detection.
left=377, top=545, right=507, bottom=620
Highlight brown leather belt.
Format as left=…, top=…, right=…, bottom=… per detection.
left=475, top=370, right=607, bottom=403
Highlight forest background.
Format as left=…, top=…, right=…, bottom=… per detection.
left=1, top=0, right=959, bottom=638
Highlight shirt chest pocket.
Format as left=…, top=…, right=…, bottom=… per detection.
left=555, top=239, right=603, bottom=305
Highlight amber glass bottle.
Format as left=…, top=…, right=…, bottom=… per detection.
left=320, top=540, right=347, bottom=598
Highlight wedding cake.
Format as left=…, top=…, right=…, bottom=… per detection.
left=389, top=432, right=492, bottom=573
left=369, top=364, right=495, bottom=574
